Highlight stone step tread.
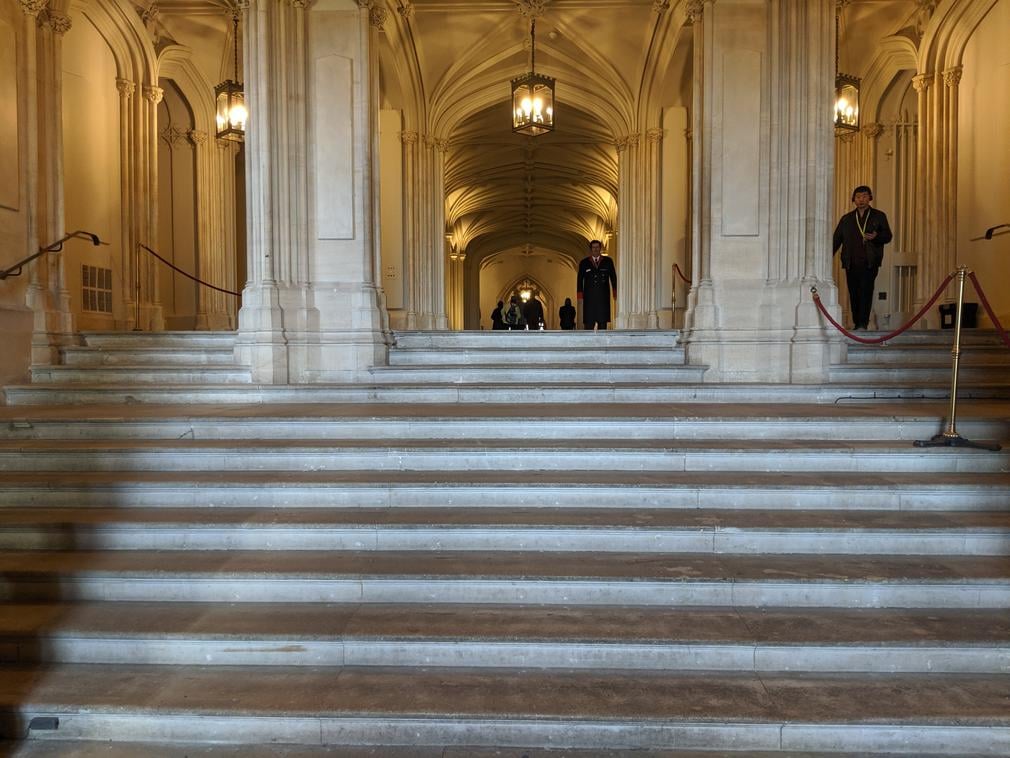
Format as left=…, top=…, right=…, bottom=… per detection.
left=3, top=602, right=1008, bottom=646
left=3, top=507, right=1009, bottom=531
left=2, top=663, right=1009, bottom=726
left=4, top=438, right=1006, bottom=453
left=0, top=745, right=980, bottom=758
left=3, top=468, right=1008, bottom=488
left=2, top=550, right=1009, bottom=583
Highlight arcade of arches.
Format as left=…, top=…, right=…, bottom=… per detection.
left=0, top=0, right=1008, bottom=386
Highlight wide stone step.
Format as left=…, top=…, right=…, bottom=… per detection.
left=3, top=602, right=1008, bottom=673
left=1, top=549, right=1008, bottom=607
left=29, top=365, right=254, bottom=385
left=829, top=363, right=1010, bottom=383
left=80, top=331, right=238, bottom=349
left=388, top=346, right=686, bottom=366
left=60, top=346, right=238, bottom=367
left=2, top=664, right=1008, bottom=753
left=2, top=507, right=1007, bottom=555
left=844, top=344, right=1010, bottom=366
left=845, top=328, right=1006, bottom=346
left=2, top=470, right=1008, bottom=510
left=2, top=438, right=1006, bottom=473
left=368, top=365, right=708, bottom=383
left=8, top=381, right=1010, bottom=406
left=392, top=330, right=681, bottom=349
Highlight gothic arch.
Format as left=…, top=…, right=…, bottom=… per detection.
left=918, top=0, right=1000, bottom=73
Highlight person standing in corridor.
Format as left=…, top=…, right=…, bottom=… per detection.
left=832, top=185, right=892, bottom=330
left=576, top=239, right=617, bottom=330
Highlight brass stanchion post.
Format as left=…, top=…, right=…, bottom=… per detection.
left=914, top=265, right=1001, bottom=451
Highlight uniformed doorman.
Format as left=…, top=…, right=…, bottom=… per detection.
left=576, top=239, right=617, bottom=330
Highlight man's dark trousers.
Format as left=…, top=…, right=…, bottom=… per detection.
left=846, top=265, right=878, bottom=329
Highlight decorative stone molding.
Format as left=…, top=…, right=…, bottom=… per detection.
left=369, top=6, right=388, bottom=30
left=160, top=125, right=191, bottom=147
left=397, top=1, right=414, bottom=20
left=942, top=66, right=963, bottom=88
left=19, top=0, right=48, bottom=18
left=188, top=129, right=209, bottom=146
left=139, top=3, right=160, bottom=26
left=860, top=122, right=884, bottom=140
left=400, top=130, right=419, bottom=144
left=911, top=73, right=931, bottom=93
left=613, top=135, right=630, bottom=152
left=290, top=0, right=311, bottom=8
left=515, top=0, right=549, bottom=19
left=39, top=9, right=72, bottom=35
left=627, top=133, right=641, bottom=148
left=646, top=127, right=665, bottom=143
left=432, top=138, right=450, bottom=153
left=354, top=0, right=372, bottom=9
left=836, top=131, right=857, bottom=145
left=143, top=85, right=164, bottom=104
left=652, top=0, right=670, bottom=12
left=116, top=78, right=136, bottom=98
left=686, top=0, right=704, bottom=23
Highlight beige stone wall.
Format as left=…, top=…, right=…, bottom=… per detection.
left=477, top=250, right=576, bottom=331
left=957, top=0, right=1010, bottom=327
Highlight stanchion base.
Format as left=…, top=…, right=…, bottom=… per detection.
left=913, top=434, right=1002, bottom=451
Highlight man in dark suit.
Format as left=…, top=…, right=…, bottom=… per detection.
left=832, top=185, right=892, bottom=330
left=559, top=297, right=576, bottom=330
left=576, top=240, right=617, bottom=330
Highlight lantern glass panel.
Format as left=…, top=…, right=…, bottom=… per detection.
left=511, top=73, right=555, bottom=136
left=834, top=75, right=860, bottom=132
left=215, top=81, right=247, bottom=141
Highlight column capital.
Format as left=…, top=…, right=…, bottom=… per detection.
left=860, top=122, right=884, bottom=140
left=19, top=0, right=48, bottom=18
left=354, top=0, right=372, bottom=8
left=400, top=130, right=418, bottom=144
left=397, top=2, right=414, bottom=20
left=188, top=129, right=209, bottom=146
left=369, top=6, right=388, bottom=29
left=942, top=65, right=962, bottom=87
left=613, top=135, right=630, bottom=152
left=514, top=1, right=548, bottom=19
left=116, top=78, right=136, bottom=98
left=143, top=85, right=164, bottom=104
left=652, top=0, right=670, bottom=13
left=912, top=72, right=932, bottom=92
left=39, top=9, right=72, bottom=35
left=686, top=0, right=704, bottom=23
left=646, top=127, right=665, bottom=143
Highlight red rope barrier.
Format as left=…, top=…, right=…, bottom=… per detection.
left=139, top=243, right=241, bottom=297
left=968, top=271, right=1010, bottom=349
left=672, top=263, right=691, bottom=285
left=810, top=271, right=956, bottom=345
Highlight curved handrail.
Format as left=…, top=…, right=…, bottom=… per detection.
left=0, top=231, right=107, bottom=280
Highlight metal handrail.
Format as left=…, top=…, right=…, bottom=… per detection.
left=0, top=231, right=107, bottom=280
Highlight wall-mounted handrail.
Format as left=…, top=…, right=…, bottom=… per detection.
left=0, top=231, right=107, bottom=280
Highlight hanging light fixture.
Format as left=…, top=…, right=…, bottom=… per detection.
left=511, top=19, right=555, bottom=136
left=833, top=3, right=859, bottom=134
left=215, top=12, right=247, bottom=142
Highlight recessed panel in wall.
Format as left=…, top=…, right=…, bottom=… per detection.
left=0, top=18, right=20, bottom=212
left=721, top=49, right=762, bottom=237
left=314, top=54, right=354, bottom=239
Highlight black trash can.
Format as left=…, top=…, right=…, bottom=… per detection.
left=939, top=302, right=979, bottom=329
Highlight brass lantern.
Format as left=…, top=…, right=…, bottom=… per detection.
left=511, top=19, right=555, bottom=136
left=215, top=14, right=247, bottom=142
left=834, top=73, right=860, bottom=133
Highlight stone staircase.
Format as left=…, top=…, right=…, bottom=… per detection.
left=1, top=329, right=1009, bottom=754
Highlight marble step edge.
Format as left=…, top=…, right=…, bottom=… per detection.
left=2, top=476, right=1008, bottom=510
left=2, top=574, right=1008, bottom=608
left=5, top=703, right=1010, bottom=754
left=2, top=524, right=1009, bottom=556
left=2, top=445, right=1006, bottom=473
left=6, top=383, right=1010, bottom=406
left=4, top=634, right=1009, bottom=674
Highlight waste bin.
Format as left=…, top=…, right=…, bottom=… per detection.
left=938, top=302, right=978, bottom=329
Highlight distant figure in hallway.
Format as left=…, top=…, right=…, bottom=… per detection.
left=523, top=297, right=545, bottom=331
left=504, top=295, right=526, bottom=330
left=559, top=297, right=576, bottom=330
left=833, top=185, right=892, bottom=331
left=491, top=301, right=506, bottom=330
left=577, top=239, right=617, bottom=330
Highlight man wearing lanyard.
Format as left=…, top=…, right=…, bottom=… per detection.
left=832, top=185, right=893, bottom=330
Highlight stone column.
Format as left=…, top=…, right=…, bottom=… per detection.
left=236, top=0, right=388, bottom=382
left=683, top=0, right=840, bottom=382
left=644, top=126, right=664, bottom=328
left=25, top=0, right=75, bottom=365
left=446, top=244, right=465, bottom=331
left=912, top=66, right=960, bottom=325
left=400, top=129, right=419, bottom=328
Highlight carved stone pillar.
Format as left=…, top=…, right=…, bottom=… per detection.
left=236, top=0, right=389, bottom=382
left=25, top=0, right=75, bottom=365
left=400, top=129, right=419, bottom=328
left=683, top=0, right=839, bottom=382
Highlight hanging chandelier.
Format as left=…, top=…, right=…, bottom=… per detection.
left=833, top=4, right=859, bottom=134
left=511, top=19, right=555, bottom=136
left=215, top=12, right=247, bottom=142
